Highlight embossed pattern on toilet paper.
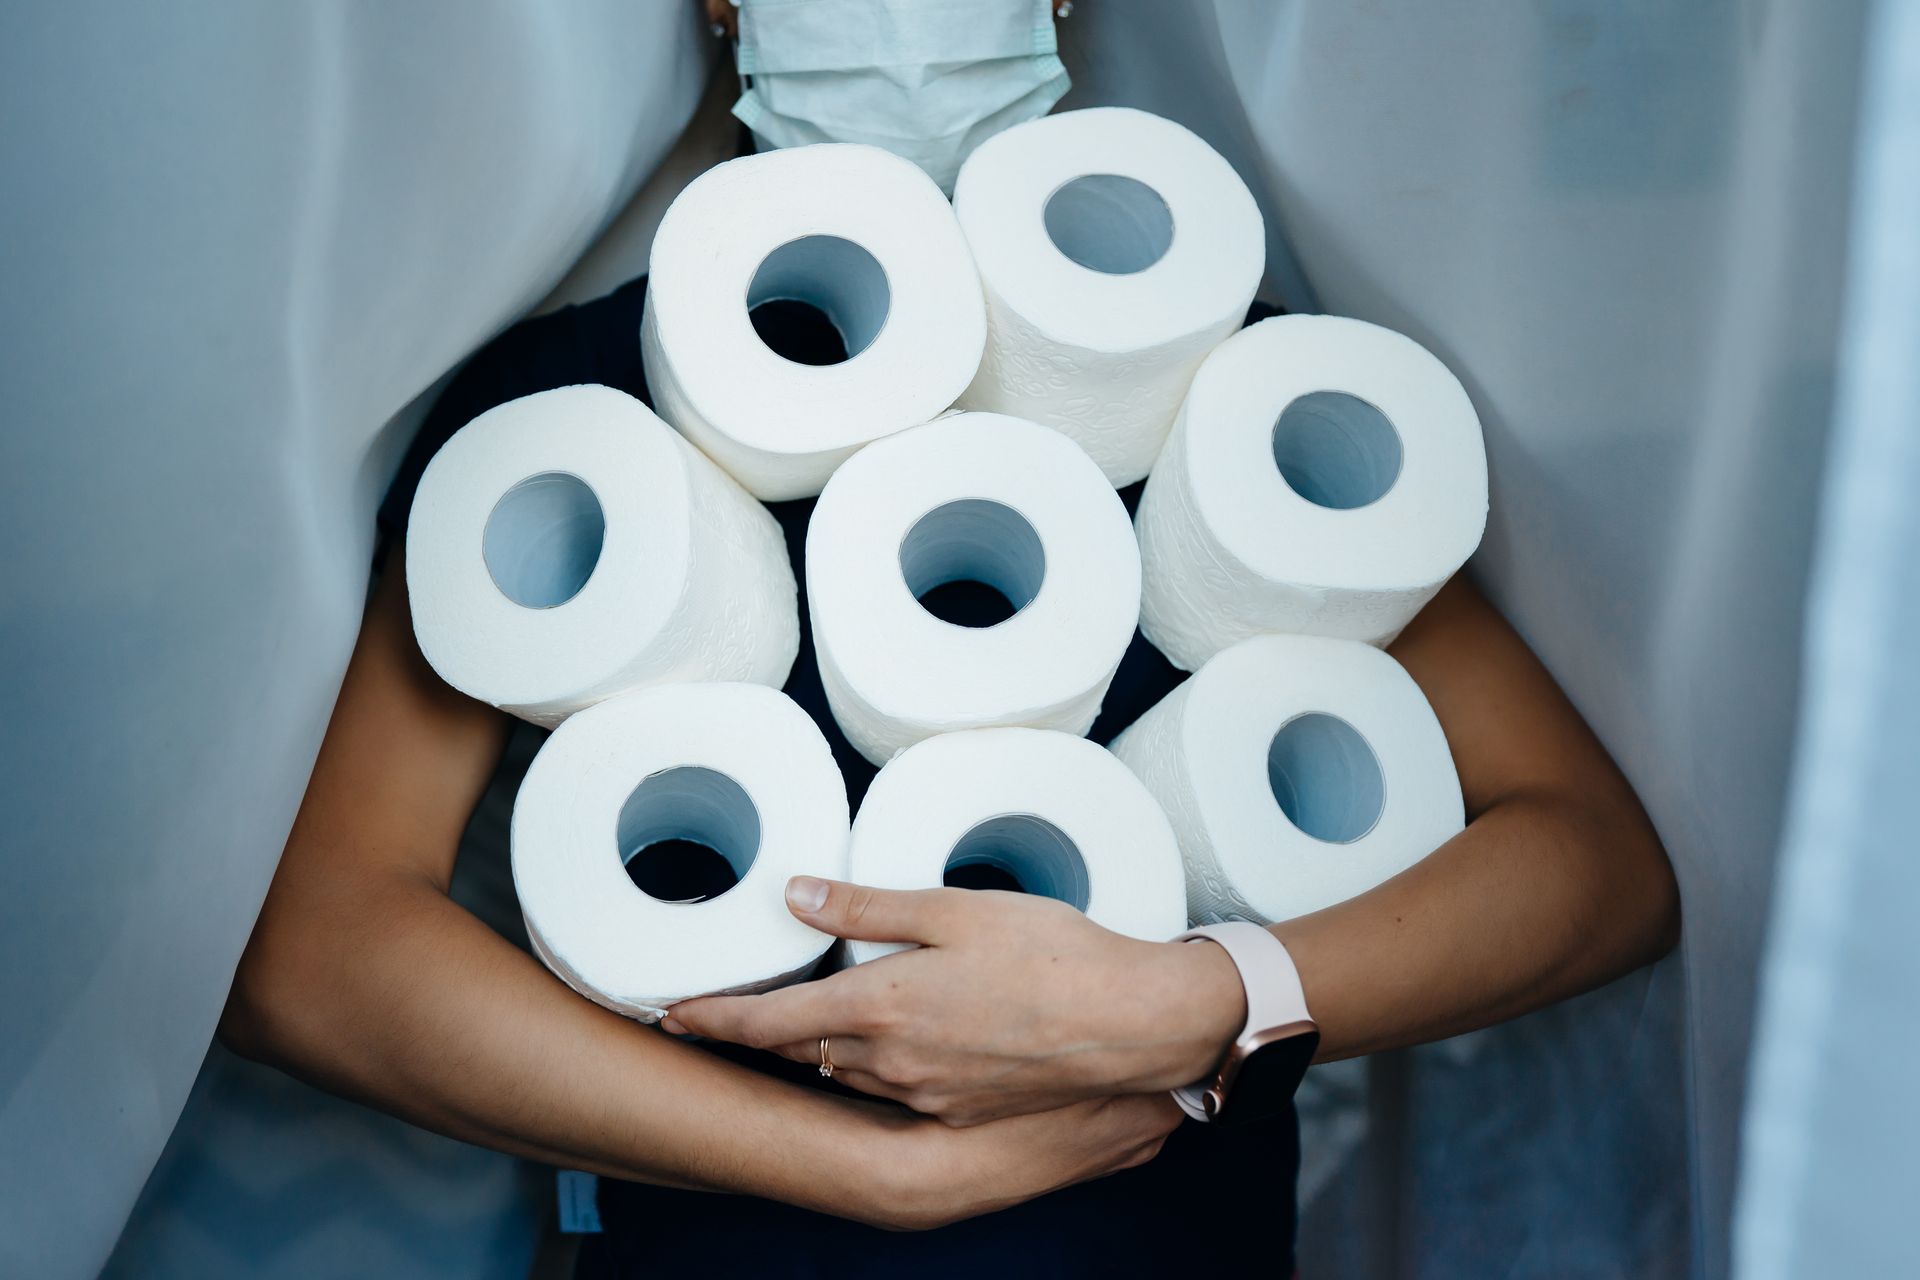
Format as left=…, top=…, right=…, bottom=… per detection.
left=526, top=904, right=821, bottom=1023
left=813, top=609, right=1114, bottom=767
left=1106, top=677, right=1260, bottom=926
left=962, top=278, right=1229, bottom=485
left=626, top=418, right=801, bottom=696
left=641, top=303, right=868, bottom=503
left=1136, top=400, right=1415, bottom=670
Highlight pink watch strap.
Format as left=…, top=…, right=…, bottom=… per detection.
left=1170, top=922, right=1313, bottom=1122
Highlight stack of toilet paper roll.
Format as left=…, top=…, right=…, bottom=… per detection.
left=954, top=107, right=1266, bottom=486
left=407, top=384, right=799, bottom=727
left=403, top=108, right=1491, bottom=1018
left=846, top=728, right=1187, bottom=965
left=642, top=143, right=987, bottom=501
left=1134, top=313, right=1489, bottom=665
left=512, top=682, right=851, bottom=1021
left=806, top=410, right=1141, bottom=765
left=1110, top=635, right=1465, bottom=926
left=1112, top=309, right=1485, bottom=924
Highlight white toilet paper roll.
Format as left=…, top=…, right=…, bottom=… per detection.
left=1109, top=634, right=1464, bottom=926
left=807, top=411, right=1141, bottom=765
left=512, top=682, right=850, bottom=1021
left=1136, top=315, right=1488, bottom=669
left=407, top=384, right=798, bottom=727
left=846, top=727, right=1186, bottom=965
left=642, top=143, right=987, bottom=501
left=952, top=107, right=1264, bottom=487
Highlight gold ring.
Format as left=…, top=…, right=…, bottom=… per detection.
left=818, top=1036, right=834, bottom=1080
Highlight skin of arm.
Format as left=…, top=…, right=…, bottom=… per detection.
left=666, top=576, right=1682, bottom=1126
left=218, top=559, right=1181, bottom=1229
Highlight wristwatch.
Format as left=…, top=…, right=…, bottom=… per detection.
left=1170, top=922, right=1319, bottom=1125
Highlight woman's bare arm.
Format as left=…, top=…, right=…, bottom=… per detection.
left=1273, top=574, right=1678, bottom=1059
left=667, top=576, right=1680, bottom=1122
left=218, top=558, right=1179, bottom=1225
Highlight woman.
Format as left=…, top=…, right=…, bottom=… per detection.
left=218, top=275, right=1677, bottom=1276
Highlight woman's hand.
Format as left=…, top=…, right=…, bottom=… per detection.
left=865, top=1091, right=1183, bottom=1230
left=665, top=877, right=1245, bottom=1126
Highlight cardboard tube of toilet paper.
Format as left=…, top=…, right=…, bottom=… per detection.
left=1110, top=634, right=1464, bottom=926
left=642, top=143, right=987, bottom=501
left=1136, top=315, right=1488, bottom=670
left=406, top=384, right=798, bottom=727
left=952, top=107, right=1264, bottom=487
left=512, top=682, right=850, bottom=1021
left=807, top=411, right=1141, bottom=765
left=845, top=727, right=1187, bottom=965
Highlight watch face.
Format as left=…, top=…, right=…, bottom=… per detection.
left=1217, top=1028, right=1320, bottom=1126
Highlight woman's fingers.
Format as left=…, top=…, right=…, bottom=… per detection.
left=666, top=979, right=848, bottom=1047
left=782, top=877, right=970, bottom=946
left=763, top=1035, right=871, bottom=1076
left=734, top=1035, right=924, bottom=1109
left=665, top=961, right=904, bottom=1046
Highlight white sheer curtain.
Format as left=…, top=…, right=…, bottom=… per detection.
left=1064, top=3, right=1861, bottom=1274
left=0, top=2, right=1879, bottom=1276
left=0, top=5, right=708, bottom=1276
left=1734, top=2, right=1920, bottom=1275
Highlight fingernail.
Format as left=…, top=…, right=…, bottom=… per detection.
left=659, top=1016, right=687, bottom=1035
left=787, top=875, right=829, bottom=913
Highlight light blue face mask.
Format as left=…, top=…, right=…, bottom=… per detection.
left=732, top=0, right=1070, bottom=193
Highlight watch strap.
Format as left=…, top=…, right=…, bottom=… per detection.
left=1170, top=922, right=1313, bottom=1122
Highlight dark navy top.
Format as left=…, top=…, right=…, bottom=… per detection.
left=380, top=277, right=1299, bottom=1279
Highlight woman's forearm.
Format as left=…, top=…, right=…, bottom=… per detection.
left=222, top=868, right=1187, bottom=1228
left=218, top=564, right=904, bottom=1220
left=1272, top=784, right=1677, bottom=1062
left=1269, top=575, right=1681, bottom=1062
left=224, top=559, right=1184, bottom=1226
left=223, top=871, right=904, bottom=1212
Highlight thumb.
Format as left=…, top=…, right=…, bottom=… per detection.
left=784, top=877, right=958, bottom=945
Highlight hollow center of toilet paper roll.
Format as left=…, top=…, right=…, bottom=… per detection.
left=1271, top=392, right=1404, bottom=511
left=1267, top=714, right=1386, bottom=844
left=943, top=815, right=1091, bottom=911
left=1043, top=174, right=1175, bottom=275
left=482, top=472, right=606, bottom=609
left=899, top=499, right=1046, bottom=629
left=616, top=767, right=761, bottom=904
left=746, top=235, right=890, bottom=364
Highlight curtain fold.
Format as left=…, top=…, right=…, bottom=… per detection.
left=1733, top=2, right=1920, bottom=1275
left=1063, top=2, right=1862, bottom=1273
left=0, top=6, right=708, bottom=1276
